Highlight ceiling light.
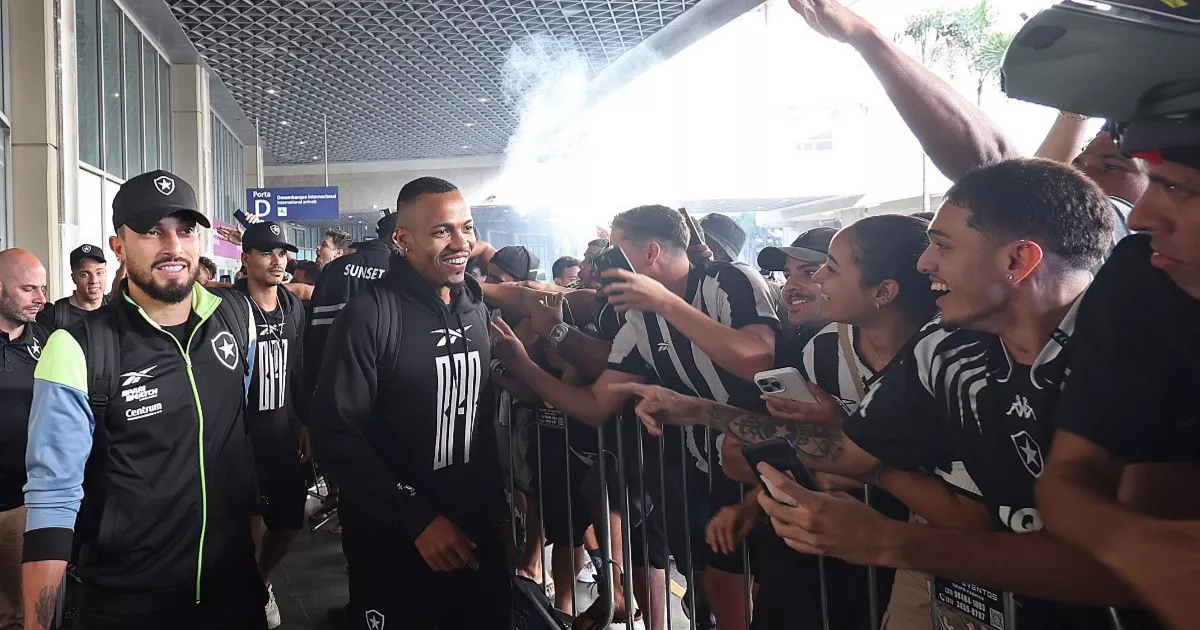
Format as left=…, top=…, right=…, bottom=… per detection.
left=267, top=88, right=277, bottom=95
left=299, top=141, right=306, bottom=145
left=461, top=145, right=470, bottom=149
left=311, top=155, right=319, bottom=160
left=282, top=121, right=290, bottom=126
left=465, top=123, right=475, bottom=127
left=478, top=97, right=489, bottom=103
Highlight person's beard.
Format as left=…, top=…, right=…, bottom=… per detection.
left=127, top=255, right=197, bottom=304
left=0, top=292, right=34, bottom=326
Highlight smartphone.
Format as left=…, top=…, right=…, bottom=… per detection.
left=680, top=207, right=705, bottom=247
left=742, top=437, right=820, bottom=504
left=233, top=209, right=252, bottom=229
left=591, top=246, right=635, bottom=287
left=754, top=368, right=818, bottom=404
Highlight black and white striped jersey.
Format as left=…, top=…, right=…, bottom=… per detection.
left=797, top=323, right=873, bottom=414
left=607, top=261, right=781, bottom=474
left=843, top=299, right=1148, bottom=629
left=607, top=261, right=780, bottom=407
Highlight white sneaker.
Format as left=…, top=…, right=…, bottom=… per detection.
left=577, top=562, right=596, bottom=584
left=265, top=583, right=282, bottom=629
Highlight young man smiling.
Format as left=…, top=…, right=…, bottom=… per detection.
left=39, top=245, right=109, bottom=330
left=22, top=170, right=263, bottom=630
left=310, top=177, right=508, bottom=630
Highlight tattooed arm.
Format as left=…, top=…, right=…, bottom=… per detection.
left=703, top=399, right=882, bottom=479
left=22, top=560, right=65, bottom=630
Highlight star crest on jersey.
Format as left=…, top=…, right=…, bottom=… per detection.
left=1006, top=394, right=1036, bottom=420
left=430, top=325, right=472, bottom=347
left=365, top=609, right=385, bottom=629
left=28, top=339, right=41, bottom=361
left=1009, top=430, right=1044, bottom=478
left=211, top=331, right=239, bottom=370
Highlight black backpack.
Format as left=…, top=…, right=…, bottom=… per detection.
left=80, top=290, right=253, bottom=425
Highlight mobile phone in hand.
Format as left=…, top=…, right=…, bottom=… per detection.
left=233, top=209, right=252, bottom=229
left=591, top=246, right=635, bottom=288
left=754, top=368, right=818, bottom=404
left=741, top=438, right=820, bottom=505
left=680, top=208, right=705, bottom=248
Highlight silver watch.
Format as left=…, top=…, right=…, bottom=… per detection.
left=548, top=322, right=571, bottom=348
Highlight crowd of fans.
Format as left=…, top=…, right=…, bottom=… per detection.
left=0, top=1, right=1193, bottom=630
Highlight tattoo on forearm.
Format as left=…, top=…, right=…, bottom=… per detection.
left=34, top=585, right=59, bottom=630
left=706, top=405, right=845, bottom=462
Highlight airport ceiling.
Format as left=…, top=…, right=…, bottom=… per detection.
left=168, top=0, right=701, bottom=165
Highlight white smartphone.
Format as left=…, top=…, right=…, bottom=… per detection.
left=754, top=368, right=818, bottom=404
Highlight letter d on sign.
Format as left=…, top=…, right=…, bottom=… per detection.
left=252, top=198, right=272, bottom=220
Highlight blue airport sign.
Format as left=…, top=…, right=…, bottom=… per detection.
left=245, top=186, right=340, bottom=221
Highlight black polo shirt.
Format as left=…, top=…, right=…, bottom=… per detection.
left=0, top=322, right=51, bottom=510
left=1054, top=234, right=1200, bottom=463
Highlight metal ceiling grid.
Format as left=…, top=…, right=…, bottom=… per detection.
left=168, top=0, right=698, bottom=164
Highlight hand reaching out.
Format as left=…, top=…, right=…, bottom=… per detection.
left=788, top=0, right=873, bottom=44
left=607, top=382, right=708, bottom=437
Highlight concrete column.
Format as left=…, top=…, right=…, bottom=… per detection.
left=9, top=0, right=64, bottom=294
left=244, top=143, right=264, bottom=189
left=170, top=64, right=211, bottom=214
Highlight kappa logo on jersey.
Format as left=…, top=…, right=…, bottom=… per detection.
left=1010, top=430, right=1045, bottom=478
left=433, top=350, right=482, bottom=471
left=1006, top=394, right=1036, bottom=420
left=153, top=175, right=175, bottom=196
left=430, top=325, right=472, bottom=347
left=121, top=365, right=158, bottom=387
left=211, top=331, right=239, bottom=370
left=365, top=609, right=385, bottom=630
left=28, top=339, right=41, bottom=361
left=998, top=505, right=1044, bottom=533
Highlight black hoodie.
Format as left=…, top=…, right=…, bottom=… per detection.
left=309, top=255, right=505, bottom=543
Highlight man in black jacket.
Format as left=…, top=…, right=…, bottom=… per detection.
left=311, top=177, right=508, bottom=630
left=22, top=170, right=264, bottom=630
left=38, top=245, right=109, bottom=330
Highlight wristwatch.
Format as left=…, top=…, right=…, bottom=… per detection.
left=548, top=323, right=571, bottom=348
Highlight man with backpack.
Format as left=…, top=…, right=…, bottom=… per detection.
left=21, top=170, right=265, bottom=630
left=38, top=245, right=110, bottom=330
left=310, top=176, right=509, bottom=630
left=235, top=221, right=310, bottom=629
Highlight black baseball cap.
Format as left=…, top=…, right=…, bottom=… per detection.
left=112, top=170, right=209, bottom=234
left=377, top=212, right=399, bottom=238
left=757, top=227, right=837, bottom=271
left=491, top=246, right=540, bottom=281
left=242, top=221, right=298, bottom=254
left=69, top=244, right=106, bottom=269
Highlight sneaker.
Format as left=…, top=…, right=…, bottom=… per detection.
left=265, top=584, right=281, bottom=629
left=577, top=562, right=596, bottom=584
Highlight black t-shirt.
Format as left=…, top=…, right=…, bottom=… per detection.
left=37, top=295, right=111, bottom=330
left=845, top=303, right=1140, bottom=629
left=160, top=312, right=200, bottom=348
left=1055, top=234, right=1200, bottom=463
left=0, top=323, right=51, bottom=510
left=246, top=299, right=304, bottom=445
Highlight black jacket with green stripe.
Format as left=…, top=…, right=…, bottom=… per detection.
left=24, top=284, right=258, bottom=607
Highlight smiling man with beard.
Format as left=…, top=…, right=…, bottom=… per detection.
left=22, top=170, right=265, bottom=630
left=310, top=177, right=508, bottom=630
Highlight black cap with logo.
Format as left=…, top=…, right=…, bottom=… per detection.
left=69, top=244, right=106, bottom=269
left=757, top=227, right=837, bottom=271
left=112, top=170, right=209, bottom=234
left=491, top=246, right=540, bottom=281
left=242, top=221, right=299, bottom=254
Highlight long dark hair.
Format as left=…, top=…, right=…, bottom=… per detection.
left=847, top=214, right=938, bottom=325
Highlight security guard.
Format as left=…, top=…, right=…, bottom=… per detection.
left=22, top=170, right=265, bottom=630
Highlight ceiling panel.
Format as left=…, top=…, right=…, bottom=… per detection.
left=168, top=0, right=699, bottom=164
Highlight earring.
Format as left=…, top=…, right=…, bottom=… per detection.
left=1006, top=273, right=1014, bottom=281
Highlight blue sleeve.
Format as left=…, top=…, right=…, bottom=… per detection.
left=24, top=330, right=95, bottom=561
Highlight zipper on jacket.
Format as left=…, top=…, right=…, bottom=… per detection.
left=132, top=304, right=212, bottom=604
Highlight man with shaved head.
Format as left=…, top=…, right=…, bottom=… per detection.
left=0, top=248, right=49, bottom=629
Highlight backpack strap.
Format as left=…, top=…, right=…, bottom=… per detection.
left=279, top=286, right=307, bottom=339
left=80, top=311, right=120, bottom=426
left=376, top=286, right=405, bottom=374
left=54, top=301, right=71, bottom=331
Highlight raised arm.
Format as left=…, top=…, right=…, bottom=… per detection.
left=793, top=0, right=1020, bottom=181
left=1035, top=112, right=1092, bottom=163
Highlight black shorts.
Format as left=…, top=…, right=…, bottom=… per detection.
left=535, top=443, right=594, bottom=547
left=250, top=440, right=309, bottom=532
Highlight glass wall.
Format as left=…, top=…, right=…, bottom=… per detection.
left=210, top=115, right=244, bottom=228
left=79, top=0, right=172, bottom=177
